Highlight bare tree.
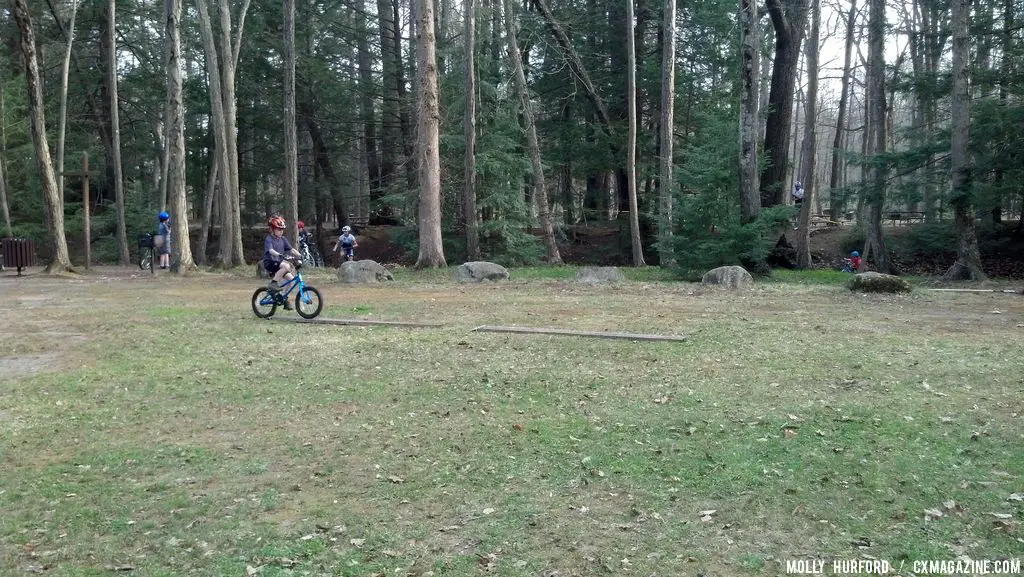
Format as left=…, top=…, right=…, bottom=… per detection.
left=943, top=0, right=986, bottom=280
left=0, top=87, right=11, bottom=237
left=504, top=0, right=561, bottom=263
left=219, top=0, right=252, bottom=266
left=463, top=0, right=480, bottom=261
left=13, top=0, right=72, bottom=272
left=284, top=0, right=299, bottom=244
left=165, top=0, right=194, bottom=272
left=658, top=0, right=676, bottom=261
left=828, top=0, right=857, bottom=220
left=625, top=0, right=645, bottom=266
left=533, top=0, right=612, bottom=127
left=414, top=0, right=446, bottom=268
left=197, top=162, right=218, bottom=265
left=197, top=0, right=234, bottom=267
left=56, top=0, right=79, bottom=206
left=861, top=0, right=892, bottom=273
left=107, top=0, right=130, bottom=265
left=795, top=0, right=819, bottom=268
left=761, top=0, right=810, bottom=207
left=739, top=0, right=760, bottom=222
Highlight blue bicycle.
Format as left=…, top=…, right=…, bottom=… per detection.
left=251, top=257, right=323, bottom=319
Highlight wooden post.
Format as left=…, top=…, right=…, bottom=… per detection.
left=82, top=152, right=90, bottom=269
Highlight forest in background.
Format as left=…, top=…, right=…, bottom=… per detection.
left=0, top=0, right=1021, bottom=277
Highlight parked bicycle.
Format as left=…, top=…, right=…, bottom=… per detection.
left=137, top=232, right=156, bottom=272
left=298, top=239, right=324, bottom=268
left=251, top=256, right=323, bottom=319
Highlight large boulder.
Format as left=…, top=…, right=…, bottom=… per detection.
left=847, top=271, right=911, bottom=293
left=338, top=260, right=394, bottom=284
left=576, top=266, right=625, bottom=284
left=701, top=265, right=754, bottom=290
left=454, top=261, right=510, bottom=283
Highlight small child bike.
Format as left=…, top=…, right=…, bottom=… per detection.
left=251, top=257, right=323, bottom=319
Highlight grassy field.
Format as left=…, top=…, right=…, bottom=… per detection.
left=1, top=266, right=1022, bottom=576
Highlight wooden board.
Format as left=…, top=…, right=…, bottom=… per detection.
left=472, top=325, right=687, bottom=342
left=927, top=288, right=1021, bottom=294
left=274, top=317, right=444, bottom=328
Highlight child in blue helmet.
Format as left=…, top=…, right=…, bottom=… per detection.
left=157, top=211, right=171, bottom=269
left=842, top=250, right=862, bottom=272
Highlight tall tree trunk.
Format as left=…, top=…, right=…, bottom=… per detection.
left=504, top=0, right=561, bottom=264
left=13, top=0, right=72, bottom=272
left=284, top=0, right=299, bottom=244
left=166, top=0, right=194, bottom=272
left=197, top=160, right=217, bottom=265
left=464, top=0, right=480, bottom=260
left=992, top=0, right=1013, bottom=223
left=218, top=0, right=251, bottom=266
left=829, top=0, right=856, bottom=220
left=357, top=0, right=381, bottom=200
left=943, top=0, right=986, bottom=280
left=400, top=0, right=418, bottom=191
left=795, top=0, right=819, bottom=268
left=377, top=0, right=400, bottom=208
left=760, top=0, right=809, bottom=207
left=107, top=0, right=130, bottom=265
left=658, top=0, right=677, bottom=260
left=862, top=0, right=892, bottom=273
left=739, top=0, right=760, bottom=223
left=57, top=0, right=79, bottom=207
left=303, top=112, right=348, bottom=225
left=414, top=0, right=446, bottom=268
left=626, top=0, right=645, bottom=266
left=197, top=0, right=234, bottom=267
left=0, top=87, right=12, bottom=237
left=158, top=103, right=170, bottom=210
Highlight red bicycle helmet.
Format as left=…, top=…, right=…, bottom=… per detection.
left=268, top=216, right=286, bottom=230
left=297, top=220, right=305, bottom=229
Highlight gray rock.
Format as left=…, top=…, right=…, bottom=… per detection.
left=454, top=261, right=510, bottom=283
left=576, top=266, right=625, bottom=284
left=338, top=259, right=395, bottom=283
left=847, top=271, right=911, bottom=293
left=700, top=265, right=753, bottom=289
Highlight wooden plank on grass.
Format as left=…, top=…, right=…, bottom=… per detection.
left=927, top=289, right=1021, bottom=294
left=274, top=317, right=444, bottom=328
left=472, top=325, right=687, bottom=342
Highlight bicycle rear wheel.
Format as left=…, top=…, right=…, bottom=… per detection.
left=295, top=286, right=323, bottom=319
left=140, top=249, right=153, bottom=272
left=251, top=288, right=278, bottom=318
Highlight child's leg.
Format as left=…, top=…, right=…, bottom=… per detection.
left=272, top=262, right=292, bottom=284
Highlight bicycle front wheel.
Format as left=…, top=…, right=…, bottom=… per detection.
left=295, top=286, right=323, bottom=319
left=251, top=288, right=278, bottom=318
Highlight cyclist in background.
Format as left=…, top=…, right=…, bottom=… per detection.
left=333, top=225, right=358, bottom=262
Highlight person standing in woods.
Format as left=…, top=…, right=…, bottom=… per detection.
left=157, top=211, right=172, bottom=269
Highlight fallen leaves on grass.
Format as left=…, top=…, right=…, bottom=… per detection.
left=477, top=550, right=501, bottom=571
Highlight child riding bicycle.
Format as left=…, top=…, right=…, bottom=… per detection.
left=264, top=216, right=303, bottom=309
left=333, top=225, right=358, bottom=262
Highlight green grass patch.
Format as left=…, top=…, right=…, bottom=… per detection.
left=1, top=271, right=1021, bottom=575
